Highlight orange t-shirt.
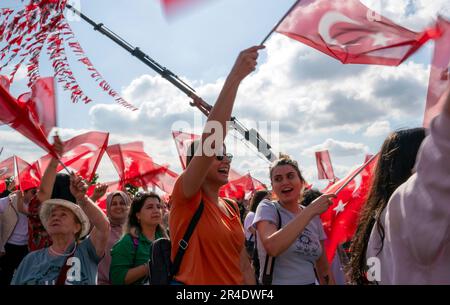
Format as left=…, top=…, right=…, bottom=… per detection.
left=169, top=174, right=245, bottom=285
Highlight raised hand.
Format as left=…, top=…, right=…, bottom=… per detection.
left=91, top=183, right=108, bottom=202
left=305, top=193, right=336, bottom=216
left=228, top=45, right=265, bottom=82
left=52, top=134, right=64, bottom=157
left=70, top=173, right=89, bottom=202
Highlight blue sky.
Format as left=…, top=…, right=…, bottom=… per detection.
left=1, top=0, right=449, bottom=189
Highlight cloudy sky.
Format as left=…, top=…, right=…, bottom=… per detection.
left=1, top=0, right=449, bottom=189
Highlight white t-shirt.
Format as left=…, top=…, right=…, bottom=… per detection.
left=243, top=211, right=255, bottom=240
left=0, top=196, right=29, bottom=245
left=253, top=199, right=327, bottom=285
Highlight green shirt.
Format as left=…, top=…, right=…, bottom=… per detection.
left=110, top=231, right=163, bottom=285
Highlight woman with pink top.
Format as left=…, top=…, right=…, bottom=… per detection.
left=96, top=191, right=131, bottom=285
left=350, top=84, right=450, bottom=284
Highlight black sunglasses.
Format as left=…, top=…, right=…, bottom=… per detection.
left=216, top=153, right=233, bottom=161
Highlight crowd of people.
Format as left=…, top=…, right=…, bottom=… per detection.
left=0, top=45, right=449, bottom=285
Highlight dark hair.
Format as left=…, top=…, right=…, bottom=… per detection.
left=301, top=189, right=323, bottom=207
left=269, top=153, right=305, bottom=183
left=249, top=190, right=270, bottom=213
left=51, top=173, right=76, bottom=203
left=349, top=128, right=426, bottom=284
left=127, top=192, right=166, bottom=237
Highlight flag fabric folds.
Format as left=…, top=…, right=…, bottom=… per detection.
left=15, top=156, right=41, bottom=191
left=0, top=83, right=56, bottom=156
left=315, top=150, right=336, bottom=180
left=321, top=155, right=379, bottom=262
left=106, top=142, right=172, bottom=192
left=276, top=0, right=435, bottom=66
left=38, top=131, right=109, bottom=181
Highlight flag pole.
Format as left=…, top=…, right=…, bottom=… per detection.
left=65, top=3, right=277, bottom=163
left=260, top=0, right=301, bottom=46
left=333, top=153, right=379, bottom=196
left=53, top=130, right=72, bottom=175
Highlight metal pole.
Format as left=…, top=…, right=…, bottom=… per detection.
left=65, top=4, right=276, bottom=162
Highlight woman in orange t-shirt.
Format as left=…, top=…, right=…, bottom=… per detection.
left=169, top=46, right=265, bottom=285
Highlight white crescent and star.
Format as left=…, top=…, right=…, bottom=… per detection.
left=318, top=11, right=361, bottom=47
left=30, top=168, right=40, bottom=181
left=333, top=200, right=348, bottom=215
left=352, top=173, right=362, bottom=196
left=318, top=11, right=394, bottom=49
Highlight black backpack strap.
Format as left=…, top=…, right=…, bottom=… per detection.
left=262, top=203, right=282, bottom=285
left=170, top=199, right=204, bottom=277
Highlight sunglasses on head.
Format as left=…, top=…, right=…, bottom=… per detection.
left=216, top=153, right=233, bottom=161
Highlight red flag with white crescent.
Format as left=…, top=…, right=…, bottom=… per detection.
left=106, top=141, right=172, bottom=191
left=0, top=156, right=15, bottom=181
left=276, top=0, right=436, bottom=66
left=15, top=156, right=41, bottom=191
left=321, top=155, right=379, bottom=262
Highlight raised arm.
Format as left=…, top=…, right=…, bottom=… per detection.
left=182, top=46, right=265, bottom=198
left=36, top=136, right=64, bottom=203
left=390, top=83, right=450, bottom=264
left=70, top=174, right=110, bottom=258
left=257, top=194, right=335, bottom=257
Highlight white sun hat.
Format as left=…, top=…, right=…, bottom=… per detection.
left=40, top=199, right=90, bottom=239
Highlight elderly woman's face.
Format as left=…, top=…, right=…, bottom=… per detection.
left=109, top=194, right=129, bottom=221
left=46, top=206, right=81, bottom=238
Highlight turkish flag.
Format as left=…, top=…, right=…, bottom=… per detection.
left=106, top=142, right=171, bottom=191
left=38, top=131, right=109, bottom=181
left=276, top=0, right=435, bottom=66
left=30, top=77, right=57, bottom=137
left=0, top=83, right=56, bottom=156
left=0, top=180, right=6, bottom=193
left=0, top=156, right=15, bottom=181
left=315, top=150, right=335, bottom=180
left=149, top=167, right=179, bottom=194
left=15, top=156, right=41, bottom=191
left=423, top=17, right=450, bottom=128
left=219, top=173, right=256, bottom=200
left=172, top=130, right=242, bottom=179
left=321, top=154, right=379, bottom=262
left=16, top=77, right=56, bottom=137
left=251, top=176, right=267, bottom=191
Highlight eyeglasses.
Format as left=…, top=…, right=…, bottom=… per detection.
left=216, top=153, right=233, bottom=162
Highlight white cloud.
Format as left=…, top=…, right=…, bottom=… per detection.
left=4, top=2, right=442, bottom=186
left=302, top=138, right=369, bottom=157
left=364, top=120, right=392, bottom=137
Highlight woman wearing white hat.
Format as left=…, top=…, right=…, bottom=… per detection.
left=11, top=174, right=110, bottom=285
